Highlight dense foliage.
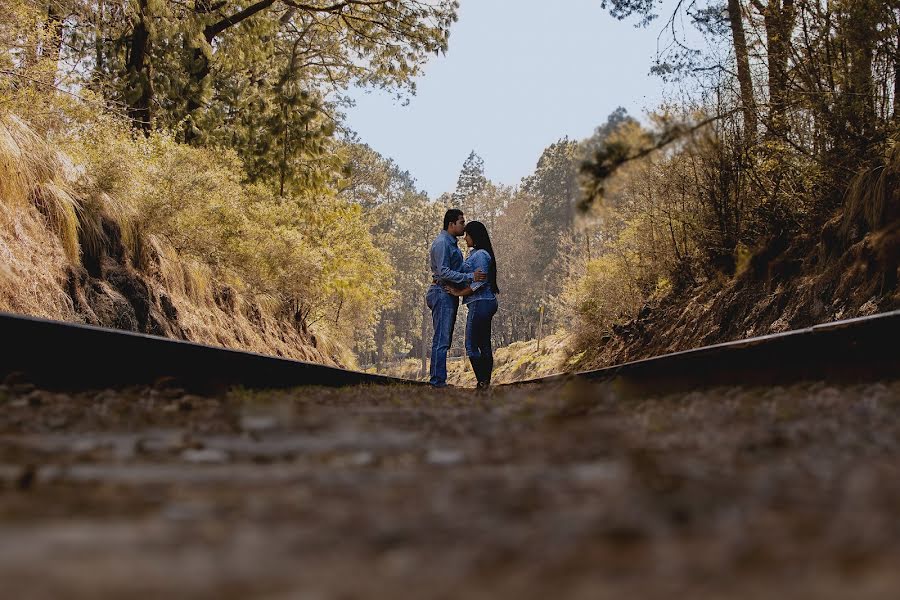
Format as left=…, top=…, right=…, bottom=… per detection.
left=566, top=0, right=900, bottom=349
left=1, top=0, right=456, bottom=355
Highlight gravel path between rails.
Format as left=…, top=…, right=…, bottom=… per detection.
left=1, top=378, right=899, bottom=599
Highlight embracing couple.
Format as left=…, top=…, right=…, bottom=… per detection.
left=426, top=208, right=499, bottom=389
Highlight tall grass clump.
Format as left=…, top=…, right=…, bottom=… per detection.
left=841, top=140, right=900, bottom=242
left=0, top=114, right=79, bottom=318
left=0, top=115, right=81, bottom=262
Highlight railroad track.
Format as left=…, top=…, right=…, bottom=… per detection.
left=0, top=311, right=417, bottom=392
left=1, top=309, right=898, bottom=392
left=516, top=309, right=900, bottom=391
left=1, top=310, right=898, bottom=599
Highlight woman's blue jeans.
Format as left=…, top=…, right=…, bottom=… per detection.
left=426, top=285, right=459, bottom=387
left=465, top=298, right=498, bottom=385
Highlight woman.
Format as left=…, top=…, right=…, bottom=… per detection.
left=444, top=220, right=499, bottom=389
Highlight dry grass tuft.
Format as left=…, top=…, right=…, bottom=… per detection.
left=0, top=115, right=81, bottom=263
left=0, top=200, right=75, bottom=319
left=0, top=120, right=31, bottom=205
left=31, top=180, right=81, bottom=263
left=842, top=141, right=900, bottom=241
left=0, top=115, right=78, bottom=318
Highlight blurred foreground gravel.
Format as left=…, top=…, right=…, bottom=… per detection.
left=1, top=377, right=899, bottom=599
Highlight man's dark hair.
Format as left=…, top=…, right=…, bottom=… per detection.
left=443, top=208, right=464, bottom=230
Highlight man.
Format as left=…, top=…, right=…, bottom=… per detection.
left=426, top=209, right=487, bottom=388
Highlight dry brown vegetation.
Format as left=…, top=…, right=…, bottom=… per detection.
left=561, top=0, right=900, bottom=372
left=1, top=0, right=411, bottom=370
left=571, top=142, right=900, bottom=371
left=0, top=114, right=342, bottom=365
left=0, top=116, right=77, bottom=321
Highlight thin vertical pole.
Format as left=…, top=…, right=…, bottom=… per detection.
left=536, top=304, right=545, bottom=352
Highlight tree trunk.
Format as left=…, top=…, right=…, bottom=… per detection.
left=42, top=2, right=65, bottom=87
left=727, top=0, right=758, bottom=139
left=763, top=0, right=795, bottom=138
left=126, top=0, right=152, bottom=132
left=894, top=50, right=900, bottom=121
left=843, top=2, right=876, bottom=148
left=94, top=1, right=105, bottom=77
left=891, top=26, right=900, bottom=121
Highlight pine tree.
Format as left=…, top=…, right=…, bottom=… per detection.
left=452, top=150, right=487, bottom=216
left=522, top=138, right=579, bottom=273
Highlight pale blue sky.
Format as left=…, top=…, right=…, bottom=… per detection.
left=345, top=0, right=681, bottom=198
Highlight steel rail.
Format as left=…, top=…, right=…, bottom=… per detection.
left=510, top=309, right=900, bottom=390
left=1, top=310, right=897, bottom=393
left=0, top=311, right=424, bottom=392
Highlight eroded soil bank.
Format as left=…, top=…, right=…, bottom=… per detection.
left=1, top=378, right=899, bottom=599
left=574, top=207, right=900, bottom=373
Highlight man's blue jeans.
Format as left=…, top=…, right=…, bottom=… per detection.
left=426, top=285, right=459, bottom=387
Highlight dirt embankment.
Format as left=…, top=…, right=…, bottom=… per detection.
left=65, top=213, right=336, bottom=365
left=576, top=164, right=900, bottom=371
left=0, top=116, right=338, bottom=367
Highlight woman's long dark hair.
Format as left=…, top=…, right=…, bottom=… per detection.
left=464, top=221, right=500, bottom=294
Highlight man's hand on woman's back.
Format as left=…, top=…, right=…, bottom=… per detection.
left=473, top=269, right=487, bottom=282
